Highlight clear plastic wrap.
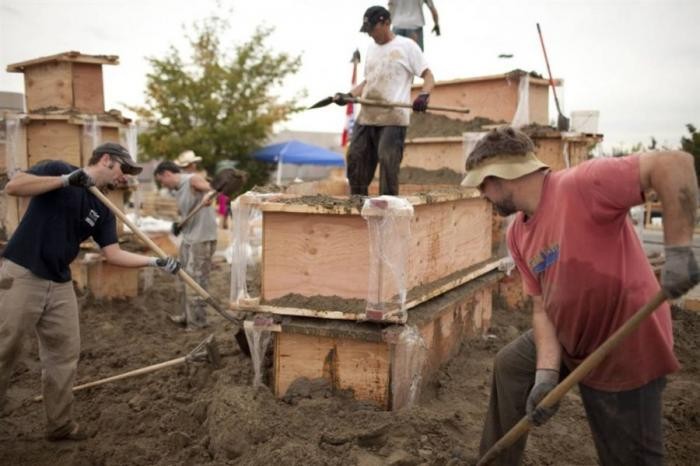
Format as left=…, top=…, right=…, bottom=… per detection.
left=244, top=315, right=274, bottom=388
left=361, top=196, right=414, bottom=322
left=511, top=73, right=530, bottom=128
left=4, top=116, right=21, bottom=176
left=389, top=325, right=427, bottom=409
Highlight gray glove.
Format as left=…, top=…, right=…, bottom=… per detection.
left=662, top=245, right=700, bottom=299
left=333, top=92, right=354, bottom=106
left=61, top=168, right=94, bottom=188
left=149, top=257, right=181, bottom=274
left=526, top=368, right=560, bottom=426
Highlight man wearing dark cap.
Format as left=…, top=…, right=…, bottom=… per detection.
left=0, top=142, right=180, bottom=441
left=334, top=5, right=435, bottom=196
left=464, top=127, right=699, bottom=464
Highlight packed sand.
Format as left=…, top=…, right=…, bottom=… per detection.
left=1, top=256, right=699, bottom=465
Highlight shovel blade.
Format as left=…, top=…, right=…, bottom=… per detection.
left=557, top=114, right=570, bottom=132
left=308, top=96, right=334, bottom=109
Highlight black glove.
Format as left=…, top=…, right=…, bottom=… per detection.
left=333, top=92, right=354, bottom=106
left=432, top=24, right=441, bottom=36
left=150, top=257, right=181, bottom=274
left=61, top=168, right=94, bottom=188
left=412, top=92, right=430, bottom=112
left=171, top=222, right=182, bottom=236
left=662, top=245, right=700, bottom=299
left=526, top=369, right=560, bottom=426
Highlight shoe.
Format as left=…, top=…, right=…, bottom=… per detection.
left=169, top=314, right=187, bottom=326
left=46, top=421, right=88, bottom=441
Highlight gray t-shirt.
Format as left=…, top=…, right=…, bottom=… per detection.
left=174, top=174, right=218, bottom=244
left=390, top=0, right=434, bottom=29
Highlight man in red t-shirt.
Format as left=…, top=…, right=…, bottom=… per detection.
left=461, top=127, right=699, bottom=465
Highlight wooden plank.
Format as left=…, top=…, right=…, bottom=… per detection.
left=87, top=260, right=139, bottom=299
left=26, top=120, right=81, bottom=167
left=72, top=63, right=105, bottom=113
left=274, top=332, right=391, bottom=408
left=402, top=137, right=465, bottom=173
left=23, top=62, right=73, bottom=111
left=7, top=51, right=118, bottom=72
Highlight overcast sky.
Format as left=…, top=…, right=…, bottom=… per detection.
left=1, top=0, right=698, bottom=152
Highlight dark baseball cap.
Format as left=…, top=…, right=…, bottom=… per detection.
left=93, top=142, right=142, bottom=175
left=360, top=6, right=390, bottom=32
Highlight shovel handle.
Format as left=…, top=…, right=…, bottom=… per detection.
left=176, top=190, right=217, bottom=233
left=87, top=187, right=237, bottom=324
left=477, top=290, right=667, bottom=466
left=354, top=97, right=470, bottom=114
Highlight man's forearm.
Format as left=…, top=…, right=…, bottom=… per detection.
left=420, top=69, right=435, bottom=94
left=102, top=245, right=153, bottom=268
left=532, top=296, right=561, bottom=370
left=4, top=172, right=63, bottom=197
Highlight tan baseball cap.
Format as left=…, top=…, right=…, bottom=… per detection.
left=461, top=152, right=548, bottom=188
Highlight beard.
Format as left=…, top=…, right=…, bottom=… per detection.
left=492, top=198, right=517, bottom=217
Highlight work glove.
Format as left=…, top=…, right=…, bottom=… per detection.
left=662, top=245, right=700, bottom=299
left=150, top=257, right=181, bottom=274
left=61, top=168, right=94, bottom=188
left=526, top=368, right=560, bottom=426
left=333, top=92, right=354, bottom=106
left=412, top=92, right=430, bottom=112
left=171, top=222, right=183, bottom=236
left=432, top=24, right=441, bottom=36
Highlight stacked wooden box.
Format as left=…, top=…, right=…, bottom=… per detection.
left=1, top=51, right=138, bottom=298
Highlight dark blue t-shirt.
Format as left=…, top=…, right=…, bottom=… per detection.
left=3, top=161, right=118, bottom=283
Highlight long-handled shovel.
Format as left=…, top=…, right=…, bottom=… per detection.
left=33, top=334, right=222, bottom=402
left=536, top=23, right=569, bottom=131
left=308, top=95, right=470, bottom=114
left=171, top=168, right=248, bottom=236
left=477, top=290, right=667, bottom=465
left=88, top=186, right=251, bottom=356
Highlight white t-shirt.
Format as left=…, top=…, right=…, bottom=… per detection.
left=390, top=0, right=435, bottom=29
left=357, top=35, right=429, bottom=127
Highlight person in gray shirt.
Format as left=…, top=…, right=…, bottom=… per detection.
left=154, top=161, right=218, bottom=330
left=388, top=0, right=440, bottom=51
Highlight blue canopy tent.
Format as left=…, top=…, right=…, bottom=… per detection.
left=251, top=140, right=345, bottom=185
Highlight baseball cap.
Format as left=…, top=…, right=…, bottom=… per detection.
left=460, top=152, right=549, bottom=188
left=93, top=142, right=143, bottom=175
left=360, top=6, right=390, bottom=32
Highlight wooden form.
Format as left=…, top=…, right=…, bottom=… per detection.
left=6, top=51, right=118, bottom=113
left=70, top=254, right=140, bottom=299
left=255, top=270, right=500, bottom=409
left=410, top=71, right=554, bottom=124
left=250, top=191, right=493, bottom=322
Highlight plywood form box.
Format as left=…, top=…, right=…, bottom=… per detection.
left=410, top=71, right=553, bottom=124
left=6, top=51, right=119, bottom=114
left=239, top=191, right=496, bottom=323
left=255, top=271, right=500, bottom=410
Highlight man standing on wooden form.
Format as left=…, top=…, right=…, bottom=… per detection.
left=334, top=5, right=435, bottom=196
left=154, top=161, right=218, bottom=330
left=0, top=143, right=181, bottom=441
left=461, top=127, right=699, bottom=464
left=388, top=0, right=440, bottom=51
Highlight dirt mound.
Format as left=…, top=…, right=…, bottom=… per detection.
left=1, top=260, right=698, bottom=465
left=407, top=113, right=499, bottom=139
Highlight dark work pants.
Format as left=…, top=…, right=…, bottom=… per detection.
left=479, top=330, right=666, bottom=466
left=346, top=124, right=407, bottom=196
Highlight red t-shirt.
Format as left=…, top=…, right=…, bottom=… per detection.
left=507, top=155, right=679, bottom=391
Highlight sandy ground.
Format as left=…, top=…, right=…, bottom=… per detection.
left=1, top=255, right=699, bottom=465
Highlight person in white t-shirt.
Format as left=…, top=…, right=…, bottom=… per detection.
left=388, top=0, right=440, bottom=51
left=333, top=5, right=435, bottom=196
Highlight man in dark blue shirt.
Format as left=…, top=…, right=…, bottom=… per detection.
left=0, top=143, right=179, bottom=441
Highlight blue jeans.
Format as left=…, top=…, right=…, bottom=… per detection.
left=393, top=27, right=424, bottom=50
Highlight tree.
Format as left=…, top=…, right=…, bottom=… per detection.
left=681, top=124, right=700, bottom=183
left=130, top=15, right=303, bottom=187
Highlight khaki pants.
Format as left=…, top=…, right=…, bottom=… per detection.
left=0, top=260, right=80, bottom=436
left=177, top=240, right=216, bottom=328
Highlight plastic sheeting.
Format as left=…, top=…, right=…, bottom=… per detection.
left=390, top=325, right=427, bottom=409
left=511, top=73, right=530, bottom=128
left=244, top=316, right=274, bottom=388
left=361, top=196, right=414, bottom=322
left=4, top=116, right=21, bottom=176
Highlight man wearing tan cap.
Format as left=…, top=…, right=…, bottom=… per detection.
left=465, top=127, right=698, bottom=464
left=175, top=150, right=208, bottom=179
left=0, top=143, right=180, bottom=441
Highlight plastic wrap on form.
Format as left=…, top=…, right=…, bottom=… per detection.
left=511, top=73, right=530, bottom=128
left=390, top=325, right=427, bottom=409
left=229, top=192, right=269, bottom=306
left=361, top=196, right=414, bottom=322
left=244, top=316, right=274, bottom=388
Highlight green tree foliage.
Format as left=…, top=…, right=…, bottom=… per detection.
left=131, top=16, right=302, bottom=186
left=681, top=124, right=700, bottom=183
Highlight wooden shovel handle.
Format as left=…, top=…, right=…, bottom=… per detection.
left=177, top=190, right=217, bottom=230
left=354, top=97, right=470, bottom=114
left=477, top=290, right=667, bottom=466
left=87, top=187, right=235, bottom=322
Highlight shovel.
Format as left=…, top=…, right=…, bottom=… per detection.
left=88, top=186, right=251, bottom=356
left=536, top=23, right=570, bottom=132
left=33, top=334, right=222, bottom=402
left=308, top=95, right=470, bottom=114
left=172, top=168, right=248, bottom=236
left=477, top=290, right=667, bottom=465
